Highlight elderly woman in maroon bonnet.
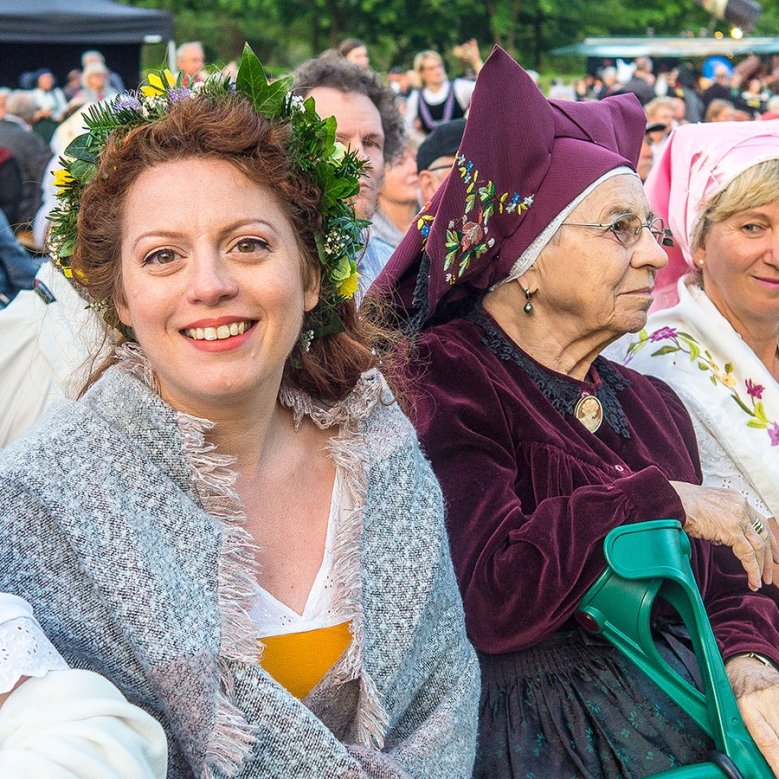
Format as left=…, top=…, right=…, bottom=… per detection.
left=375, top=47, right=779, bottom=778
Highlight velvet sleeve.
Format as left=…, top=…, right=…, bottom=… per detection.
left=690, top=542, right=779, bottom=668
left=409, top=333, right=688, bottom=655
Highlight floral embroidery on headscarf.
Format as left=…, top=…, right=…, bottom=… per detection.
left=626, top=328, right=779, bottom=447
left=414, top=154, right=533, bottom=285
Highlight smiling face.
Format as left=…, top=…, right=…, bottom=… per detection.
left=695, top=200, right=779, bottom=332
left=521, top=174, right=668, bottom=346
left=114, top=157, right=318, bottom=416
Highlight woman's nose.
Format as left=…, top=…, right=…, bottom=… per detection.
left=187, top=253, right=239, bottom=305
left=632, top=228, right=669, bottom=270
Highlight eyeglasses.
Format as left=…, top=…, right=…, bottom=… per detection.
left=425, top=164, right=454, bottom=173
left=561, top=213, right=668, bottom=247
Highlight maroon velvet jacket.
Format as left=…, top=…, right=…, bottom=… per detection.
left=408, top=311, right=779, bottom=664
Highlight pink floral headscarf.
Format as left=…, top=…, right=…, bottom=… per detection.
left=645, top=120, right=779, bottom=310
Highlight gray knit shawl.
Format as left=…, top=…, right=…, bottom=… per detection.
left=0, top=346, right=479, bottom=778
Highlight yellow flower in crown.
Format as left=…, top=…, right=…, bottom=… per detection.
left=140, top=69, right=176, bottom=97
left=52, top=168, right=75, bottom=194
left=338, top=270, right=360, bottom=299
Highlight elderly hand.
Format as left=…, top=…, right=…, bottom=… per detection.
left=669, top=481, right=778, bottom=591
left=726, top=654, right=779, bottom=775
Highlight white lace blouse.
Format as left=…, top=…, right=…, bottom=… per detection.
left=250, top=468, right=352, bottom=637
left=0, top=593, right=68, bottom=694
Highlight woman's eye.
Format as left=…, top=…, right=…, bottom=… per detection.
left=234, top=238, right=269, bottom=253
left=741, top=223, right=764, bottom=234
left=143, top=248, right=177, bottom=265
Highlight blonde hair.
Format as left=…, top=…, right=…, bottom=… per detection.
left=692, top=158, right=779, bottom=252
left=413, top=50, right=443, bottom=76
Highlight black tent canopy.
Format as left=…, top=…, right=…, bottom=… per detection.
left=0, top=0, right=174, bottom=89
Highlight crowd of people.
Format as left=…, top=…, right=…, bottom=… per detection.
left=0, top=35, right=778, bottom=779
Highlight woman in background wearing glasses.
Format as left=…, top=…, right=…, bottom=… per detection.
left=377, top=48, right=779, bottom=778
left=622, top=122, right=779, bottom=548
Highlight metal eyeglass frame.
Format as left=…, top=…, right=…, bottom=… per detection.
left=561, top=212, right=667, bottom=247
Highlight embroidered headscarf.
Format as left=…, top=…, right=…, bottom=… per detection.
left=645, top=120, right=779, bottom=309
left=373, top=46, right=646, bottom=326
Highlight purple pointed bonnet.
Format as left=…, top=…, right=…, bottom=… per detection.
left=373, top=46, right=646, bottom=324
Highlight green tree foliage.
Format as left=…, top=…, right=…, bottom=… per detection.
left=122, top=0, right=779, bottom=72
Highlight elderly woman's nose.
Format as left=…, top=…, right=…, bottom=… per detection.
left=632, top=229, right=668, bottom=269
left=187, top=254, right=239, bottom=305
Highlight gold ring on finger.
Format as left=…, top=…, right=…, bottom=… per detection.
left=751, top=516, right=767, bottom=536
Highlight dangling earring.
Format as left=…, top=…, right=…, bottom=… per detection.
left=523, top=287, right=533, bottom=314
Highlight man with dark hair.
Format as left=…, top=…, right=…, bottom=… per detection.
left=293, top=54, right=404, bottom=296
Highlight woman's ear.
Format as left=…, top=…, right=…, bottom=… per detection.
left=114, top=293, right=132, bottom=328
left=692, top=241, right=706, bottom=267
left=515, top=267, right=538, bottom=295
left=303, top=268, right=321, bottom=313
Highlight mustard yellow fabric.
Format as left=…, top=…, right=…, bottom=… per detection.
left=260, top=622, right=351, bottom=699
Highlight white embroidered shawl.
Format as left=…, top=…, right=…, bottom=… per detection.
left=623, top=276, right=779, bottom=517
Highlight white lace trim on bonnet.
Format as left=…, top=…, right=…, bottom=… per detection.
left=495, top=166, right=638, bottom=288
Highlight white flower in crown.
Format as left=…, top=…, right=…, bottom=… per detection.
left=289, top=94, right=305, bottom=112
left=330, top=141, right=347, bottom=164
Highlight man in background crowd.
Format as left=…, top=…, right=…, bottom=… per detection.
left=293, top=54, right=403, bottom=296
left=176, top=42, right=206, bottom=85
left=416, top=117, right=465, bottom=204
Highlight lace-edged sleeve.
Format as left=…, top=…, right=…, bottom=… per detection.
left=0, top=594, right=68, bottom=694
left=690, top=414, right=771, bottom=517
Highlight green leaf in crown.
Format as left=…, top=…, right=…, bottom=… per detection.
left=236, top=43, right=293, bottom=118
left=47, top=44, right=367, bottom=337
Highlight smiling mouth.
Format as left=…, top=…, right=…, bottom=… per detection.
left=183, top=320, right=255, bottom=341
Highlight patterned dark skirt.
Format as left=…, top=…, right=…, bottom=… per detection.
left=475, top=627, right=713, bottom=779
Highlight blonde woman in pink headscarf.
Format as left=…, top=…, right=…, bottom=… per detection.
left=622, top=122, right=779, bottom=545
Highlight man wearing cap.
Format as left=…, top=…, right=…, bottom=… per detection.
left=376, top=45, right=779, bottom=779
left=416, top=118, right=466, bottom=204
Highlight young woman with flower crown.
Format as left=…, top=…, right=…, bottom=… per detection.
left=0, top=48, right=478, bottom=779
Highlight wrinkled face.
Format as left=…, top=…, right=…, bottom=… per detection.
left=418, top=154, right=456, bottom=203
left=380, top=147, right=419, bottom=207
left=345, top=46, right=369, bottom=69
left=528, top=174, right=667, bottom=341
left=115, top=158, right=318, bottom=416
left=308, top=87, right=384, bottom=220
left=695, top=199, right=779, bottom=331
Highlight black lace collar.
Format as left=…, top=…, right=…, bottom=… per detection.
left=469, top=309, right=633, bottom=439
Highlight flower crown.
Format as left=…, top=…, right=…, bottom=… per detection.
left=48, top=44, right=367, bottom=338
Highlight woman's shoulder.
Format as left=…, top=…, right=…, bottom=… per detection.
left=0, top=365, right=180, bottom=495
left=601, top=354, right=688, bottom=409
left=0, top=399, right=95, bottom=481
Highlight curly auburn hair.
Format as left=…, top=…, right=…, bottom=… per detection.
left=72, top=92, right=396, bottom=403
